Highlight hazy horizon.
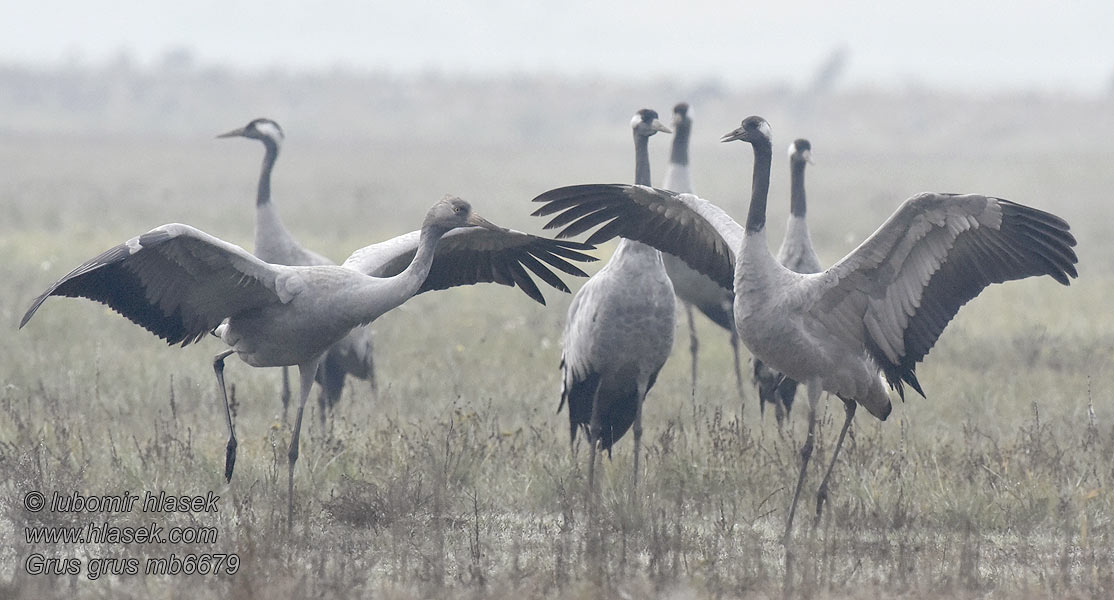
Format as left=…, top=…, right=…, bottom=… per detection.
left=4, top=1, right=1113, bottom=94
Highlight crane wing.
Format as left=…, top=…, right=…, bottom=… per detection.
left=809, top=193, right=1078, bottom=398
left=21, top=223, right=288, bottom=346
left=341, top=226, right=596, bottom=305
left=531, top=184, right=740, bottom=291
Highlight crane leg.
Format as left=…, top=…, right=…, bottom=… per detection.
left=587, top=387, right=603, bottom=494
left=632, top=383, right=646, bottom=490
left=754, top=361, right=770, bottom=423
left=280, top=366, right=291, bottom=423
left=729, top=328, right=746, bottom=415
left=783, top=377, right=821, bottom=592
left=784, top=378, right=821, bottom=545
left=685, top=303, right=698, bottom=402
left=367, top=347, right=379, bottom=400
left=213, top=349, right=237, bottom=482
left=287, top=355, right=323, bottom=529
left=814, top=398, right=856, bottom=529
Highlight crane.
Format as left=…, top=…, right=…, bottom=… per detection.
left=531, top=115, right=1077, bottom=551
left=559, top=109, right=675, bottom=489
left=219, top=117, right=376, bottom=423
left=22, top=196, right=596, bottom=525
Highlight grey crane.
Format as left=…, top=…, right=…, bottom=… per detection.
left=21, top=196, right=596, bottom=526
left=532, top=116, right=1077, bottom=549
left=218, top=118, right=376, bottom=425
left=659, top=103, right=747, bottom=407
left=559, top=109, right=675, bottom=489
left=753, top=139, right=821, bottom=429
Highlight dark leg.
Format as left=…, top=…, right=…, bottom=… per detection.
left=729, top=328, right=746, bottom=415
left=814, top=399, right=856, bottom=528
left=754, top=360, right=771, bottom=423
left=685, top=303, right=698, bottom=403
left=288, top=355, right=323, bottom=529
left=784, top=378, right=820, bottom=544
left=783, top=378, right=821, bottom=593
left=367, top=346, right=379, bottom=400
left=280, top=366, right=291, bottom=423
left=213, top=349, right=237, bottom=482
left=587, top=386, right=603, bottom=494
left=632, top=383, right=645, bottom=490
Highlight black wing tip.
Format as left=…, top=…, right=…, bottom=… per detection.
left=902, top=371, right=926, bottom=399
left=19, top=295, right=47, bottom=329
left=997, top=197, right=1080, bottom=285
left=584, top=223, right=623, bottom=245
left=517, top=285, right=547, bottom=305
left=1048, top=265, right=1077, bottom=286
left=533, top=182, right=733, bottom=287
left=542, top=239, right=598, bottom=262
left=552, top=239, right=597, bottom=252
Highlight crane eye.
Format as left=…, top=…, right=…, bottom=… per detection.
left=453, top=206, right=463, bottom=213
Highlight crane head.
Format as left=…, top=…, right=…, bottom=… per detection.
left=425, top=195, right=503, bottom=233
left=217, top=118, right=285, bottom=146
left=789, top=139, right=813, bottom=164
left=721, top=116, right=771, bottom=145
left=631, top=109, right=671, bottom=138
left=672, top=102, right=692, bottom=128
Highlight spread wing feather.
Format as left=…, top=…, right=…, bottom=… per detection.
left=342, top=226, right=595, bottom=305
left=810, top=193, right=1077, bottom=398
left=532, top=184, right=740, bottom=290
left=21, top=224, right=285, bottom=345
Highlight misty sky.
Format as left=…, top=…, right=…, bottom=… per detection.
left=4, top=0, right=1112, bottom=92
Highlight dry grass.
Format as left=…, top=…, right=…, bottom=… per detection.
left=2, top=79, right=1113, bottom=599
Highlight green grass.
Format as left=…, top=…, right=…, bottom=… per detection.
left=2, top=88, right=1113, bottom=599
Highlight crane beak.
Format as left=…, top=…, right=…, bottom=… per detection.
left=651, top=119, right=672, bottom=134
left=466, top=212, right=505, bottom=232
left=720, top=127, right=746, bottom=143
left=802, top=150, right=814, bottom=164
left=216, top=126, right=247, bottom=139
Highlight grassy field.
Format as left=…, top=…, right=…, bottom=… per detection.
left=2, top=84, right=1113, bottom=599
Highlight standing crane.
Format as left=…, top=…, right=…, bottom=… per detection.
left=659, top=103, right=747, bottom=409
left=22, top=196, right=596, bottom=526
left=559, top=109, right=675, bottom=489
left=219, top=118, right=376, bottom=425
left=753, top=139, right=820, bottom=429
left=531, top=116, right=1077, bottom=555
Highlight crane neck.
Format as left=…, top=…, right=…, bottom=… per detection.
left=252, top=138, right=299, bottom=261
left=394, top=222, right=450, bottom=297
left=256, top=139, right=280, bottom=207
left=634, top=132, right=653, bottom=186
left=744, top=140, right=773, bottom=234
left=349, top=222, right=451, bottom=328
left=789, top=159, right=808, bottom=218
left=627, top=130, right=664, bottom=258
left=670, top=120, right=691, bottom=167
